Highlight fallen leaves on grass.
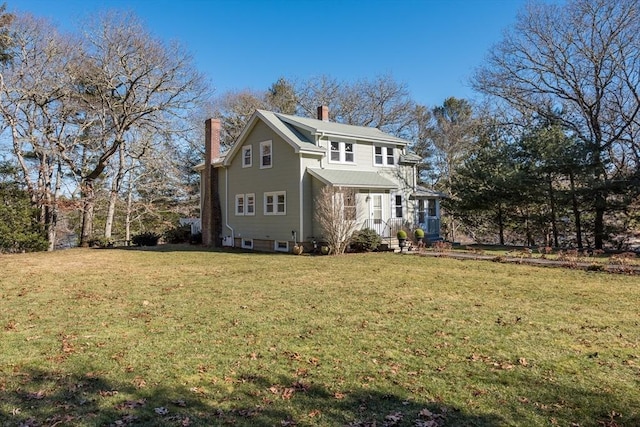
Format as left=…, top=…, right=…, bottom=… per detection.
left=26, top=390, right=46, bottom=400
left=114, top=399, right=146, bottom=410
left=384, top=411, right=404, bottom=425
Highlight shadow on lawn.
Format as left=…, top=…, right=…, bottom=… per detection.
left=466, top=368, right=640, bottom=427
left=0, top=368, right=504, bottom=426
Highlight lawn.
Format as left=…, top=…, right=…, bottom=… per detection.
left=1, top=246, right=639, bottom=426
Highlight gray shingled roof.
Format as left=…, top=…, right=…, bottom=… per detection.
left=307, top=168, right=398, bottom=189
left=256, top=110, right=325, bottom=154
left=273, top=112, right=410, bottom=145
left=412, top=186, right=448, bottom=198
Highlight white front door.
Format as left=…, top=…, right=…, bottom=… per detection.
left=369, top=193, right=384, bottom=235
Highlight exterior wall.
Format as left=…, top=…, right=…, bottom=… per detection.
left=212, top=115, right=440, bottom=250
left=300, top=154, right=321, bottom=242
left=223, top=120, right=302, bottom=249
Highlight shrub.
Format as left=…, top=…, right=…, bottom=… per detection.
left=414, top=228, right=425, bottom=239
left=88, top=237, right=112, bottom=248
left=164, top=225, right=191, bottom=244
left=397, top=229, right=407, bottom=240
left=350, top=228, right=382, bottom=252
left=190, top=232, right=202, bottom=244
left=132, top=231, right=160, bottom=246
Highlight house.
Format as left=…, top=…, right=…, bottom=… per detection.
left=198, top=106, right=443, bottom=252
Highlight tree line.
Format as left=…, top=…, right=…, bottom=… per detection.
left=0, top=0, right=638, bottom=252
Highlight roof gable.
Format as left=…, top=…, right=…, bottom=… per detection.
left=223, top=110, right=324, bottom=166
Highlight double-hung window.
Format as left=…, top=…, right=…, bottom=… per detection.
left=374, top=146, right=395, bottom=166
left=260, top=141, right=272, bottom=168
left=264, top=191, right=286, bottom=215
left=235, top=193, right=255, bottom=216
left=235, top=194, right=245, bottom=215
left=329, top=141, right=354, bottom=163
left=242, top=145, right=252, bottom=168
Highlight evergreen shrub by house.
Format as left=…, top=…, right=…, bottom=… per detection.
left=132, top=231, right=160, bottom=246
left=350, top=228, right=382, bottom=252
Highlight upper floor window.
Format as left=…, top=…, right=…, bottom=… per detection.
left=329, top=141, right=354, bottom=163
left=242, top=145, right=252, bottom=168
left=264, top=191, right=286, bottom=215
left=374, top=146, right=395, bottom=166
left=260, top=141, right=272, bottom=168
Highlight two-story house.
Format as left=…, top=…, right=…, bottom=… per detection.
left=198, top=106, right=442, bottom=252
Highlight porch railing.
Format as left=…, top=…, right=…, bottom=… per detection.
left=361, top=217, right=441, bottom=247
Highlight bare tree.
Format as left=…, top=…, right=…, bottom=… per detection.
left=314, top=186, right=359, bottom=255
left=63, top=11, right=207, bottom=246
left=294, top=74, right=343, bottom=119
left=0, top=15, right=77, bottom=250
left=212, top=89, right=266, bottom=148
left=473, top=0, right=640, bottom=248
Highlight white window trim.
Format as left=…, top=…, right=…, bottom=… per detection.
left=374, top=145, right=395, bottom=167
left=260, top=140, right=273, bottom=169
left=235, top=194, right=245, bottom=216
left=241, top=239, right=253, bottom=249
left=328, top=141, right=355, bottom=164
left=245, top=193, right=255, bottom=216
left=242, top=145, right=252, bottom=168
left=264, top=191, right=286, bottom=216
left=274, top=240, right=289, bottom=252
left=392, top=193, right=403, bottom=219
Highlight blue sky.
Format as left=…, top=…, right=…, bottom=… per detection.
left=12, top=0, right=530, bottom=107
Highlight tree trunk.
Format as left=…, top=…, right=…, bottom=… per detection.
left=569, top=170, right=583, bottom=249
left=79, top=179, right=95, bottom=247
left=104, top=144, right=126, bottom=239
left=592, top=152, right=607, bottom=250
left=125, top=174, right=134, bottom=244
left=104, top=190, right=117, bottom=239
left=547, top=173, right=559, bottom=247
left=497, top=205, right=505, bottom=245
left=594, top=192, right=606, bottom=249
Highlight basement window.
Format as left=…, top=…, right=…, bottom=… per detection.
left=274, top=241, right=289, bottom=252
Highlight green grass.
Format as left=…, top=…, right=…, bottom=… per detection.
left=1, top=246, right=639, bottom=426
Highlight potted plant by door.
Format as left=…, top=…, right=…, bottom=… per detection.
left=414, top=228, right=425, bottom=244
left=397, top=229, right=407, bottom=251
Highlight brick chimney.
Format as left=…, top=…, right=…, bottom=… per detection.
left=317, top=105, right=329, bottom=121
left=204, top=118, right=221, bottom=165
left=202, top=118, right=222, bottom=247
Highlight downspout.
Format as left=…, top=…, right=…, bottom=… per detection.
left=299, top=158, right=304, bottom=245
left=225, top=167, right=234, bottom=243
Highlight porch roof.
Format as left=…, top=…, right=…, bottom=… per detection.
left=411, top=186, right=447, bottom=198
left=307, top=168, right=398, bottom=189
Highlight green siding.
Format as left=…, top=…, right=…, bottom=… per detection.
left=224, top=120, right=302, bottom=243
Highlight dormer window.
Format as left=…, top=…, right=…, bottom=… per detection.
left=374, top=146, right=395, bottom=166
left=329, top=141, right=354, bottom=164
